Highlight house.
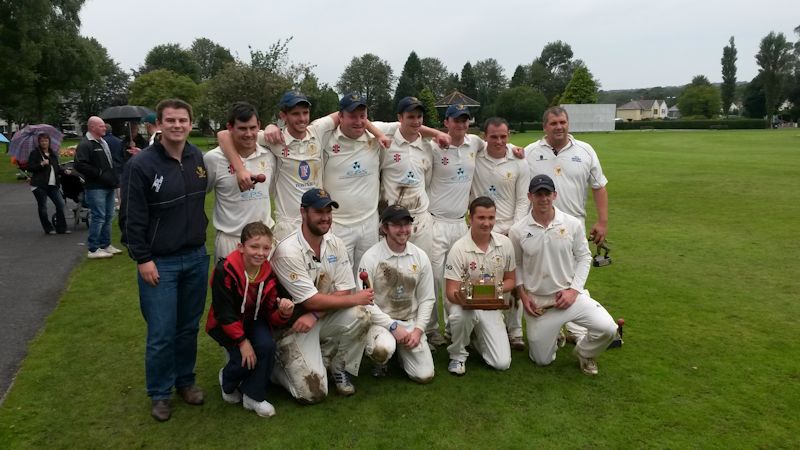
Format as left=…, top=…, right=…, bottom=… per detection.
left=616, top=99, right=668, bottom=121
left=668, top=104, right=680, bottom=119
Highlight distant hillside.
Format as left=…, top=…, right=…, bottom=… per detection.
left=599, top=81, right=748, bottom=107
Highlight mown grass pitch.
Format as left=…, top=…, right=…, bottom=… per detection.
left=1, top=129, right=798, bottom=448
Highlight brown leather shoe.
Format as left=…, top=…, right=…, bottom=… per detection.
left=177, top=385, right=204, bottom=405
left=151, top=399, right=171, bottom=422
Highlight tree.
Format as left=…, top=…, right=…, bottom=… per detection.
left=70, top=37, right=130, bottom=121
left=494, top=86, right=548, bottom=131
left=393, top=51, right=425, bottom=105
left=755, top=31, right=793, bottom=125
left=677, top=75, right=721, bottom=118
left=190, top=38, right=235, bottom=81
left=418, top=87, right=440, bottom=128
left=785, top=26, right=800, bottom=121
left=129, top=69, right=200, bottom=110
left=559, top=66, right=599, bottom=104
left=420, top=57, right=450, bottom=100
left=141, top=43, right=202, bottom=83
left=336, top=54, right=394, bottom=120
left=526, top=41, right=585, bottom=105
left=204, top=62, right=292, bottom=127
left=473, top=59, right=508, bottom=115
left=0, top=0, right=92, bottom=123
left=742, top=74, right=767, bottom=119
left=298, top=70, right=339, bottom=120
left=459, top=62, right=478, bottom=100
left=510, top=65, right=527, bottom=88
left=721, top=36, right=738, bottom=115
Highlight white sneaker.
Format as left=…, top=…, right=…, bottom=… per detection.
left=332, top=369, right=356, bottom=396
left=87, top=249, right=113, bottom=259
left=103, top=245, right=123, bottom=255
left=242, top=394, right=275, bottom=417
left=448, top=359, right=466, bottom=376
left=575, top=349, right=599, bottom=375
left=218, top=369, right=242, bottom=404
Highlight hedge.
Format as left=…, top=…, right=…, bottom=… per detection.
left=615, top=119, right=767, bottom=130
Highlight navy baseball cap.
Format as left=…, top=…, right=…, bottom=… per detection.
left=278, top=91, right=311, bottom=110
left=529, top=174, right=556, bottom=193
left=301, top=188, right=339, bottom=209
left=396, top=96, right=425, bottom=114
left=339, top=93, right=368, bottom=112
left=380, top=205, right=414, bottom=223
left=445, top=104, right=471, bottom=119
left=143, top=113, right=156, bottom=124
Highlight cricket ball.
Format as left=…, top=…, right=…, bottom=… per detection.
left=254, top=173, right=266, bottom=183
left=617, top=318, right=625, bottom=326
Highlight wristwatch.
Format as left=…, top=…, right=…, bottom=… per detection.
left=389, top=321, right=398, bottom=332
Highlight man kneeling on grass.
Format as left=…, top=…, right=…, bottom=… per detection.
left=206, top=222, right=294, bottom=417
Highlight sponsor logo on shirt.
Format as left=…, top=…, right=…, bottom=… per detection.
left=298, top=161, right=311, bottom=180
left=571, top=156, right=582, bottom=163
left=152, top=174, right=164, bottom=192
left=327, top=254, right=337, bottom=263
left=345, top=161, right=369, bottom=178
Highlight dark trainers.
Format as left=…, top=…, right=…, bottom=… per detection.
left=151, top=399, right=171, bottom=422
left=177, top=385, right=204, bottom=405
left=371, top=363, right=388, bottom=377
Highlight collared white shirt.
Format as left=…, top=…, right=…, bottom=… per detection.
left=523, top=135, right=608, bottom=221
left=357, top=239, right=434, bottom=332
left=378, top=127, right=434, bottom=216
left=204, top=144, right=276, bottom=235
left=272, top=229, right=355, bottom=304
left=428, top=134, right=481, bottom=220
left=260, top=116, right=336, bottom=222
left=508, top=207, right=591, bottom=296
left=472, top=144, right=530, bottom=234
left=444, top=231, right=515, bottom=284
left=321, top=126, right=383, bottom=225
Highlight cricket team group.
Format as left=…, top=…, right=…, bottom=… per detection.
left=114, top=91, right=618, bottom=421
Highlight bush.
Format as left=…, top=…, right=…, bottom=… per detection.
left=615, top=119, right=766, bottom=130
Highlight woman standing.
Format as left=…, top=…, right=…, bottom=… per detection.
left=27, top=133, right=70, bottom=235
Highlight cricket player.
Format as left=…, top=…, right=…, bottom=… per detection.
left=204, top=102, right=276, bottom=261
left=444, top=197, right=515, bottom=375
left=471, top=117, right=530, bottom=350
left=357, top=205, right=435, bottom=383
left=509, top=174, right=616, bottom=375
left=522, top=106, right=610, bottom=342
left=270, top=188, right=373, bottom=402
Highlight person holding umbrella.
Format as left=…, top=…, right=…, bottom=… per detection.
left=27, top=132, right=71, bottom=235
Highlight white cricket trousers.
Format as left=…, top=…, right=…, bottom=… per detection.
left=408, top=211, right=433, bottom=259
left=213, top=231, right=240, bottom=263
left=332, top=211, right=379, bottom=275
left=427, top=216, right=467, bottom=334
left=364, top=319, right=434, bottom=383
left=272, top=306, right=370, bottom=403
left=272, top=216, right=302, bottom=242
left=447, top=304, right=511, bottom=370
left=524, top=292, right=616, bottom=366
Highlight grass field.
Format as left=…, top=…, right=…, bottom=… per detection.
left=1, top=129, right=799, bottom=448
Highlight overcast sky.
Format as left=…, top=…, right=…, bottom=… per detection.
left=79, top=0, right=798, bottom=92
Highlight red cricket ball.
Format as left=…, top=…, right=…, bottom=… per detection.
left=359, top=271, right=369, bottom=281
left=617, top=318, right=625, bottom=326
left=254, top=173, right=266, bottom=183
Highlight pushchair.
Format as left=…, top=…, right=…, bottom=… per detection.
left=59, top=161, right=90, bottom=229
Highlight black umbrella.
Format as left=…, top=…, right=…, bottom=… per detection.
left=99, top=105, right=155, bottom=121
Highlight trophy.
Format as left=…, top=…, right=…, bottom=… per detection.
left=460, top=264, right=509, bottom=310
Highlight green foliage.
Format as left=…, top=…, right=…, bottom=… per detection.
left=203, top=62, right=292, bottom=127
left=473, top=58, right=508, bottom=118
left=298, top=71, right=339, bottom=120
left=742, top=74, right=767, bottom=119
left=393, top=51, right=425, bottom=106
left=0, top=0, right=91, bottom=123
left=419, top=57, right=451, bottom=100
left=141, top=43, right=202, bottom=83
left=459, top=62, right=478, bottom=100
left=721, top=36, right=738, bottom=115
left=510, top=65, right=527, bottom=88
left=189, top=38, right=235, bottom=81
left=128, top=69, right=200, bottom=110
left=755, top=31, right=794, bottom=123
left=614, top=118, right=765, bottom=130
left=336, top=53, right=395, bottom=121
left=418, top=87, right=440, bottom=128
left=528, top=41, right=583, bottom=104
left=677, top=77, right=721, bottom=118
left=494, top=86, right=547, bottom=129
left=560, top=66, right=599, bottom=104
left=67, top=37, right=129, bottom=121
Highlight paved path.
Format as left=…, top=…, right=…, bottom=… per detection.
left=0, top=182, right=89, bottom=399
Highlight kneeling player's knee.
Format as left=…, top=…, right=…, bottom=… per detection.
left=491, top=357, right=511, bottom=371
left=409, top=369, right=435, bottom=384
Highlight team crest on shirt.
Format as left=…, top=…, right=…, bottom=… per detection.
left=259, top=160, right=267, bottom=171
left=505, top=171, right=513, bottom=180
left=469, top=152, right=475, bottom=159
left=308, top=143, right=318, bottom=155
left=195, top=167, right=207, bottom=178
left=410, top=264, right=418, bottom=273
left=558, top=227, right=567, bottom=237
left=554, top=166, right=562, bottom=176
left=289, top=272, right=299, bottom=281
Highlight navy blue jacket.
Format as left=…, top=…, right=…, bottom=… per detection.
left=74, top=135, right=119, bottom=189
left=120, top=141, right=208, bottom=264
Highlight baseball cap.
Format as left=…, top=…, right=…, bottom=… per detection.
left=445, top=104, right=471, bottom=119
left=380, top=205, right=414, bottom=223
left=339, top=93, right=368, bottom=112
left=278, top=91, right=311, bottom=110
left=396, top=96, right=425, bottom=114
left=300, top=188, right=339, bottom=209
left=529, top=174, right=556, bottom=193
left=143, top=113, right=156, bottom=124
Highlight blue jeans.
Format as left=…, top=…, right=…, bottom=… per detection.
left=85, top=188, right=115, bottom=251
left=222, top=319, right=277, bottom=402
left=32, top=186, right=67, bottom=233
left=138, top=246, right=209, bottom=400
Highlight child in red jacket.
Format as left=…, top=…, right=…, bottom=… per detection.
left=206, top=222, right=293, bottom=417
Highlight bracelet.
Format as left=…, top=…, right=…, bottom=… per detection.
left=311, top=312, right=320, bottom=320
